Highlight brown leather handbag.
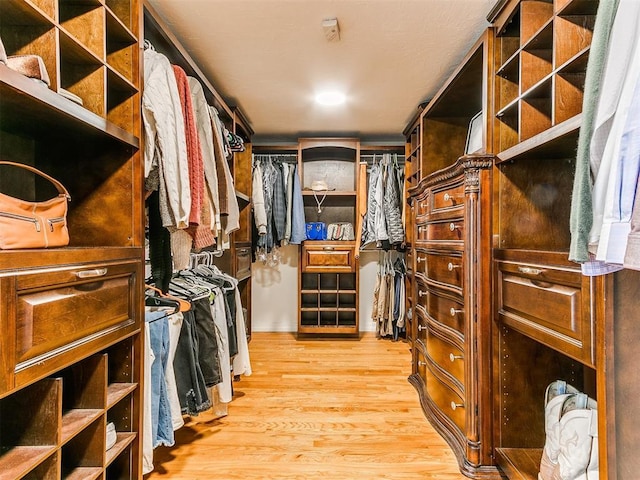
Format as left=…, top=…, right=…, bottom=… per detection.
left=0, top=161, right=70, bottom=249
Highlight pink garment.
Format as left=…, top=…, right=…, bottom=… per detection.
left=173, top=65, right=204, bottom=226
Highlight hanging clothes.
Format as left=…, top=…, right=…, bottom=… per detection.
left=142, top=48, right=190, bottom=229
left=361, top=154, right=405, bottom=250
left=569, top=0, right=640, bottom=275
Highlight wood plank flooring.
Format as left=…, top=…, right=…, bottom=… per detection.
left=146, top=332, right=468, bottom=479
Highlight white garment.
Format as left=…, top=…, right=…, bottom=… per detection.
left=188, top=77, right=220, bottom=235
left=142, top=322, right=155, bottom=475
left=142, top=49, right=191, bottom=229
left=596, top=73, right=640, bottom=265
left=212, top=289, right=233, bottom=403
left=588, top=0, right=640, bottom=251
left=232, top=284, right=252, bottom=378
left=165, top=312, right=185, bottom=431
left=374, top=163, right=389, bottom=242
left=252, top=162, right=268, bottom=235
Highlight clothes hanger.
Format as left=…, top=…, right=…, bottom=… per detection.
left=145, top=284, right=191, bottom=312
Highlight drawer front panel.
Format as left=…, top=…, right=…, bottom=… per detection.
left=415, top=306, right=428, bottom=343
left=303, top=245, right=354, bottom=272
left=431, top=183, right=465, bottom=213
left=497, top=259, right=593, bottom=365
left=16, top=263, right=137, bottom=366
left=426, top=329, right=465, bottom=387
left=425, top=219, right=464, bottom=243
left=424, top=252, right=463, bottom=291
left=235, top=244, right=252, bottom=279
left=425, top=362, right=466, bottom=432
left=426, top=288, right=465, bottom=335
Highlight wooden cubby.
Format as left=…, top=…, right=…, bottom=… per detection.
left=493, top=0, right=596, bottom=154
left=0, top=349, right=140, bottom=480
left=0, top=0, right=143, bottom=478
left=489, top=1, right=602, bottom=478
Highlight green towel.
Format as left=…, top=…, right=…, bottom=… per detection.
left=569, top=0, right=621, bottom=263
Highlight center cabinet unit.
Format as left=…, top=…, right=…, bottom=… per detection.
left=407, top=31, right=499, bottom=478
left=0, top=0, right=144, bottom=478
left=298, top=138, right=360, bottom=335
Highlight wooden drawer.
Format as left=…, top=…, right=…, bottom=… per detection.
left=426, top=326, right=465, bottom=387
left=235, top=243, right=251, bottom=280
left=415, top=195, right=430, bottom=222
left=423, top=251, right=463, bottom=292
left=425, top=359, right=466, bottom=433
left=422, top=218, right=464, bottom=243
left=302, top=242, right=355, bottom=273
left=431, top=182, right=465, bottom=213
left=496, top=252, right=594, bottom=366
left=1, top=259, right=141, bottom=394
left=425, top=286, right=465, bottom=335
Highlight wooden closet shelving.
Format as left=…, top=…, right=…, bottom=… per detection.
left=489, top=0, right=600, bottom=478
left=0, top=0, right=144, bottom=478
left=297, top=138, right=360, bottom=336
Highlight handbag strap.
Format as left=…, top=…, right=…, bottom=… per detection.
left=0, top=161, right=70, bottom=199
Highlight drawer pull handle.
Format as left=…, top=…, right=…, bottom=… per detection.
left=416, top=257, right=425, bottom=263
left=450, top=401, right=464, bottom=411
left=449, top=222, right=458, bottom=231
left=323, top=246, right=335, bottom=251
left=418, top=324, right=425, bottom=332
left=238, top=248, right=250, bottom=255
left=518, top=266, right=545, bottom=275
left=448, top=262, right=461, bottom=271
left=450, top=307, right=463, bottom=316
left=418, top=360, right=427, bottom=367
left=418, top=290, right=427, bottom=297
left=76, top=268, right=108, bottom=279
left=444, top=193, right=462, bottom=202
left=449, top=353, right=463, bottom=362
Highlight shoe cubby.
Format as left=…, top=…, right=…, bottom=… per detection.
left=299, top=271, right=358, bottom=334
left=0, top=344, right=140, bottom=480
left=493, top=325, right=596, bottom=479
left=494, top=0, right=596, bottom=157
left=0, top=378, right=60, bottom=480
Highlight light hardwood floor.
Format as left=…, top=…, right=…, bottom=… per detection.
left=146, top=332, right=468, bottom=479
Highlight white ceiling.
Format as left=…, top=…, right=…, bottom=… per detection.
left=146, top=0, right=494, bottom=143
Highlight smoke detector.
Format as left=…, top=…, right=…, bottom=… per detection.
left=322, top=18, right=340, bottom=41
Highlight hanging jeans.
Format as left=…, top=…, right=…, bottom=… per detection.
left=145, top=311, right=174, bottom=448
left=173, top=309, right=211, bottom=415
left=192, top=297, right=223, bottom=386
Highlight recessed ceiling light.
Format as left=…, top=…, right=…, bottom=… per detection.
left=315, top=91, right=346, bottom=106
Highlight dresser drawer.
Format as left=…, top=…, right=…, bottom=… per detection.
left=431, top=182, right=465, bottom=213
left=425, top=287, right=465, bottom=335
left=423, top=218, right=464, bottom=243
left=496, top=252, right=594, bottom=366
left=302, top=242, right=355, bottom=273
left=425, top=361, right=466, bottom=433
left=423, top=251, right=463, bottom=292
left=426, top=327, right=465, bottom=387
left=6, top=260, right=141, bottom=392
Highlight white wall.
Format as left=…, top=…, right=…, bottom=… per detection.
left=251, top=246, right=379, bottom=333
